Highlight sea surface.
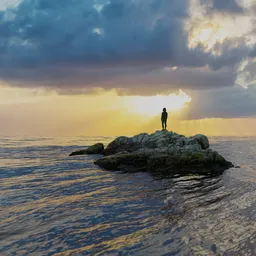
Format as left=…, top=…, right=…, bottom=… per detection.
left=0, top=136, right=255, bottom=256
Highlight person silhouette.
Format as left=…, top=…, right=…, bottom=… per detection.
left=161, top=108, right=168, bottom=130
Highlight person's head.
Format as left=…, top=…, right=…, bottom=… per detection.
left=163, top=108, right=166, bottom=112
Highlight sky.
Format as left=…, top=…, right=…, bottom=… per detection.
left=0, top=0, right=255, bottom=136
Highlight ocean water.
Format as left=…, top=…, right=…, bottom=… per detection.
left=0, top=136, right=255, bottom=256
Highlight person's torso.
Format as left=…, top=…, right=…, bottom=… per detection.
left=162, top=112, right=167, bottom=120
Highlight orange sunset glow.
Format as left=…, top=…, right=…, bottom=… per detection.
left=0, top=0, right=255, bottom=136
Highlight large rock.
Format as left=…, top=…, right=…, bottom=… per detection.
left=103, top=135, right=144, bottom=156
left=70, top=143, right=104, bottom=156
left=192, top=134, right=209, bottom=149
left=95, top=150, right=233, bottom=176
left=94, top=131, right=233, bottom=176
left=103, top=131, right=209, bottom=155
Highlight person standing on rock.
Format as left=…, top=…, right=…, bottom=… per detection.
left=161, top=108, right=168, bottom=130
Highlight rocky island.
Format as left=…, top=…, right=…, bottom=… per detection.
left=70, top=131, right=234, bottom=176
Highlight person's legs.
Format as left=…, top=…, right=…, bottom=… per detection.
left=164, top=120, right=167, bottom=130
left=162, top=120, right=167, bottom=130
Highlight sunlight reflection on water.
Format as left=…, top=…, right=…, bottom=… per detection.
left=0, top=137, right=255, bottom=255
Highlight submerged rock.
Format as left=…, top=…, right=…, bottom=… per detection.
left=94, top=131, right=233, bottom=175
left=69, top=143, right=104, bottom=156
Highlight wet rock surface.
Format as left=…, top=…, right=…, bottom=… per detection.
left=94, top=131, right=233, bottom=175
left=69, top=143, right=104, bottom=156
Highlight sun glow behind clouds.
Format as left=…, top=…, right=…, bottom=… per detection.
left=187, top=0, right=256, bottom=54
left=188, top=25, right=225, bottom=54
left=188, top=18, right=255, bottom=55
left=125, top=90, right=192, bottom=117
left=186, top=0, right=256, bottom=89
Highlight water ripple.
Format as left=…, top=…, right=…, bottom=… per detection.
left=0, top=137, right=255, bottom=255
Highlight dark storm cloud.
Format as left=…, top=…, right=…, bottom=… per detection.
left=0, top=0, right=254, bottom=92
left=209, top=0, right=244, bottom=13
left=186, top=85, right=256, bottom=119
left=0, top=0, right=190, bottom=68
left=112, top=67, right=237, bottom=95
left=0, top=65, right=237, bottom=95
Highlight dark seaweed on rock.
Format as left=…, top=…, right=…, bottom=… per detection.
left=69, top=143, right=104, bottom=156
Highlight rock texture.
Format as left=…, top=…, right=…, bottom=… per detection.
left=69, top=143, right=104, bottom=156
left=94, top=131, right=233, bottom=175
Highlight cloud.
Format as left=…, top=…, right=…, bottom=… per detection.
left=0, top=0, right=255, bottom=93
left=0, top=65, right=238, bottom=95
left=186, top=84, right=256, bottom=119
left=0, top=0, right=189, bottom=67
left=210, top=0, right=244, bottom=13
